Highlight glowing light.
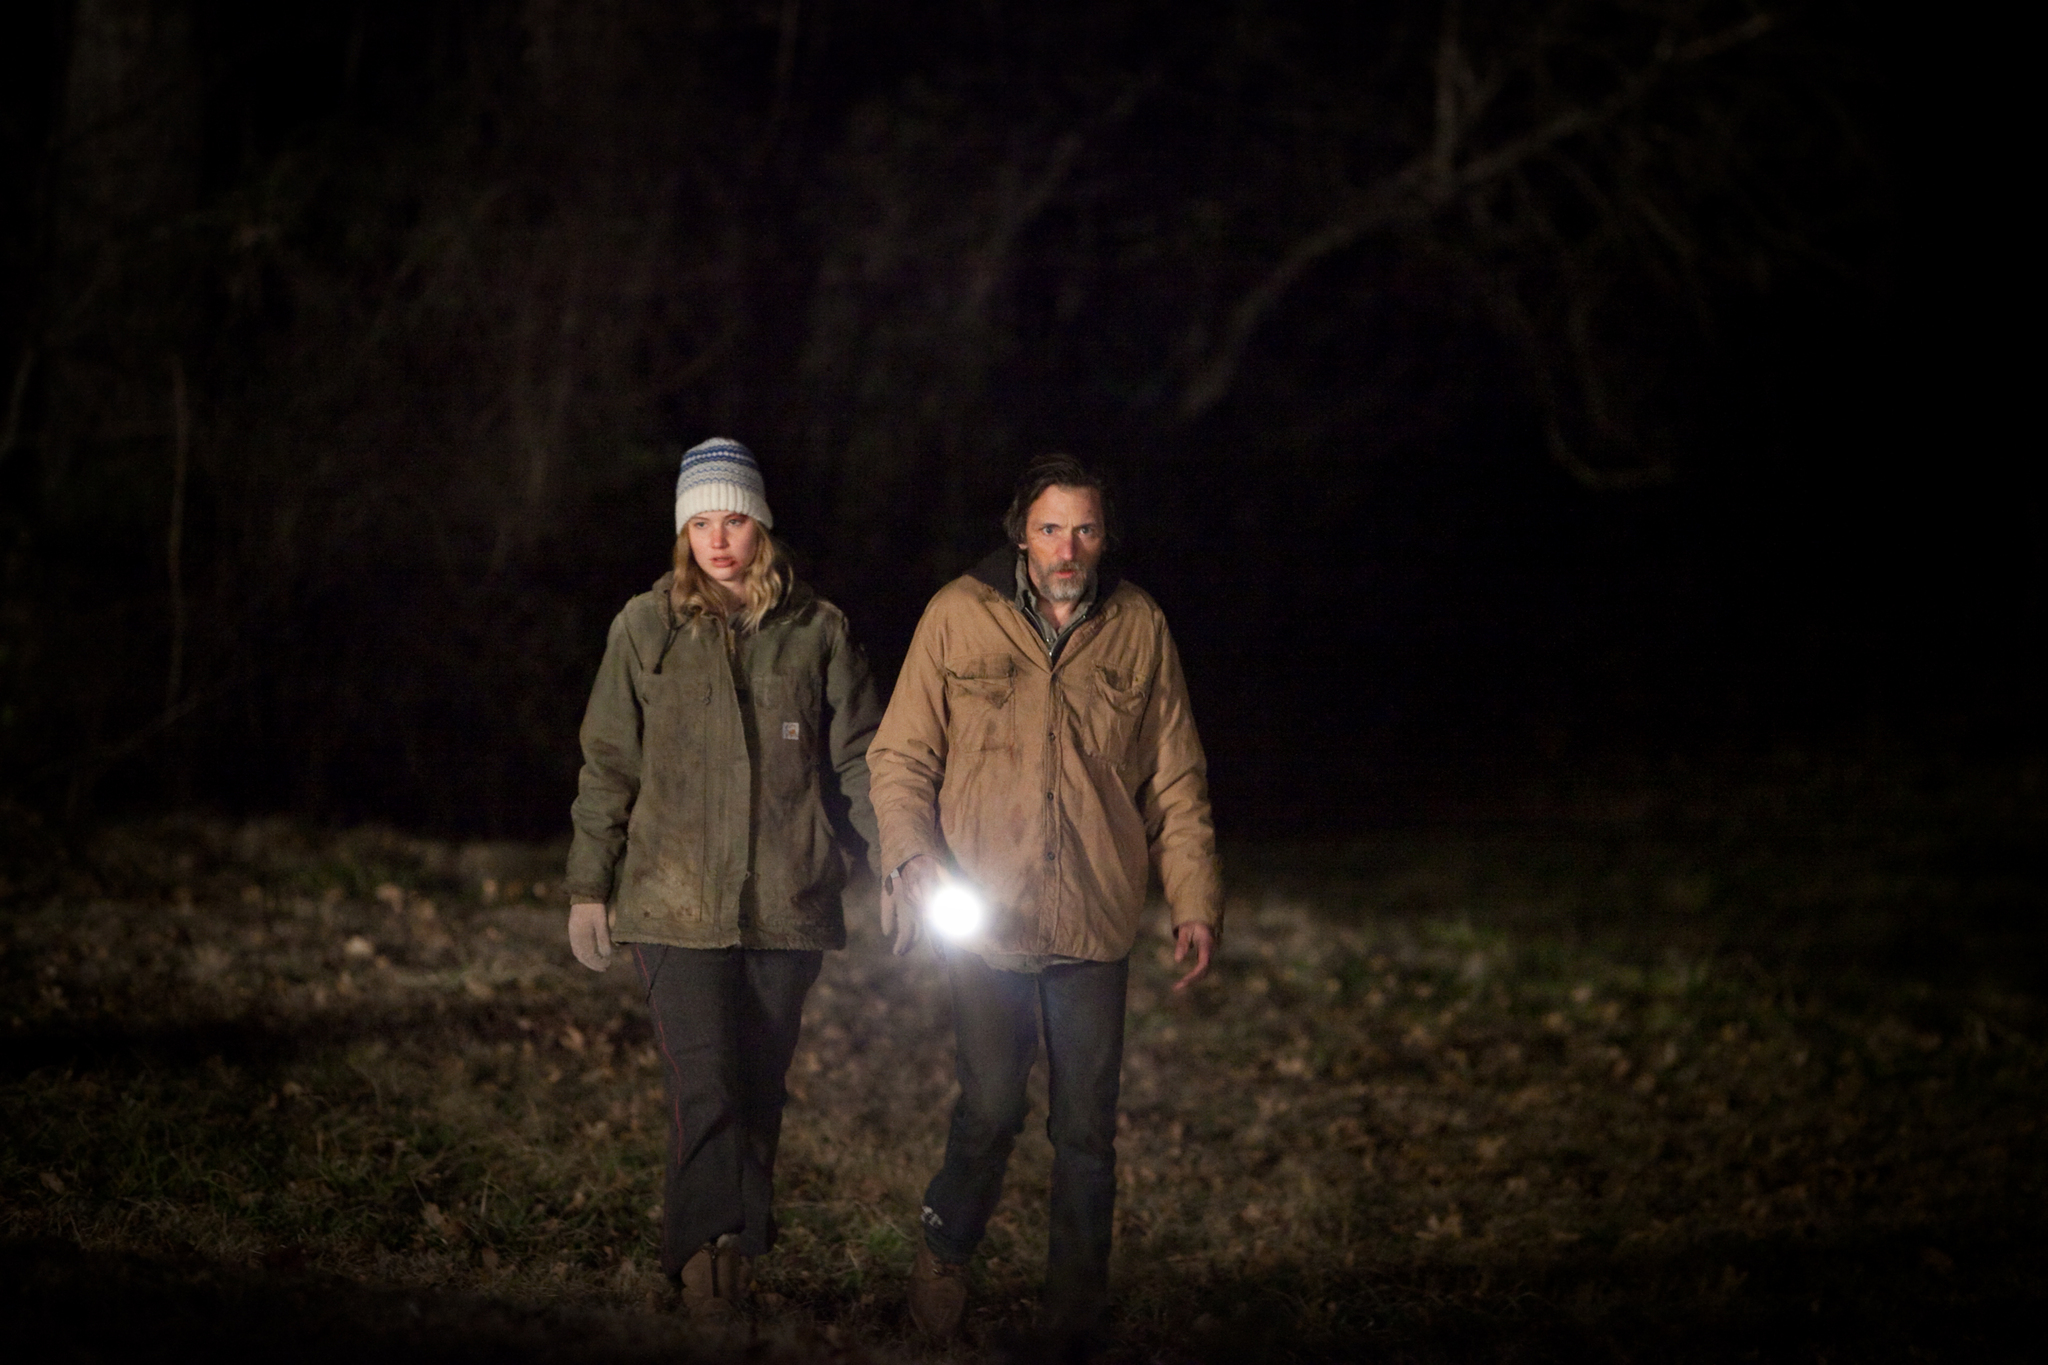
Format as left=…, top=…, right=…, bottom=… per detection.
left=926, top=881, right=987, bottom=941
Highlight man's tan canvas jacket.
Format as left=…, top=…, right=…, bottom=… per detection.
left=869, top=549, right=1223, bottom=960
left=564, top=572, right=882, bottom=950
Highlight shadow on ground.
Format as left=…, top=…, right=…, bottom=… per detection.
left=5, top=1226, right=2039, bottom=1363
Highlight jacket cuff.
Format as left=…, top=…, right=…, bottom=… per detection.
left=880, top=829, right=947, bottom=876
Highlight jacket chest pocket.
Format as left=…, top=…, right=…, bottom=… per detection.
left=1084, top=665, right=1149, bottom=763
left=945, top=654, right=1019, bottom=753
left=640, top=670, right=714, bottom=746
left=754, top=675, right=820, bottom=792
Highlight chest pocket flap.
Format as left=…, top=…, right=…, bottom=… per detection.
left=1089, top=663, right=1151, bottom=761
left=944, top=653, right=1019, bottom=753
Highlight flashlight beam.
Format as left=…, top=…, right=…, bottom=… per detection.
left=926, top=882, right=987, bottom=941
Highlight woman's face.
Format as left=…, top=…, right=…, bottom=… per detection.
left=685, top=511, right=760, bottom=592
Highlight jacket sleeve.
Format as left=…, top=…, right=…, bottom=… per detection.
left=1135, top=617, right=1225, bottom=938
left=564, top=610, right=643, bottom=904
left=866, top=596, right=953, bottom=876
left=824, top=612, right=885, bottom=875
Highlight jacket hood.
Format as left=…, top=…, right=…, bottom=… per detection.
left=967, top=546, right=1122, bottom=604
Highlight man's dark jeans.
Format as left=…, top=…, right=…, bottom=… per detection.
left=921, top=947, right=1128, bottom=1325
left=632, top=944, right=822, bottom=1274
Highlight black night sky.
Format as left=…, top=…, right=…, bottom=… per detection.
left=1, top=4, right=2042, bottom=1363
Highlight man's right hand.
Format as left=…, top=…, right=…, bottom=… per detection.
left=879, top=854, right=941, bottom=956
left=568, top=901, right=613, bottom=971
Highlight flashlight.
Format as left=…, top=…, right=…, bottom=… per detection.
left=925, top=878, right=987, bottom=941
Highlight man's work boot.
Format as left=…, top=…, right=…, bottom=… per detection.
left=678, top=1235, right=751, bottom=1327
left=908, top=1242, right=968, bottom=1339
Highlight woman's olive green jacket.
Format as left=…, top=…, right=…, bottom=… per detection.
left=564, top=572, right=883, bottom=950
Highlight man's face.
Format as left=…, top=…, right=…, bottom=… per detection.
left=1019, top=485, right=1105, bottom=605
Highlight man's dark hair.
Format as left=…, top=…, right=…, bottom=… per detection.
left=1002, top=454, right=1116, bottom=547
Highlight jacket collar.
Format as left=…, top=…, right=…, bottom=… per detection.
left=967, top=546, right=1122, bottom=608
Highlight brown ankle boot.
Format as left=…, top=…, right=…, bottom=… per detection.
left=908, top=1243, right=968, bottom=1339
left=678, top=1235, right=750, bottom=1323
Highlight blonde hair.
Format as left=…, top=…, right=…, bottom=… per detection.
left=670, top=518, right=790, bottom=634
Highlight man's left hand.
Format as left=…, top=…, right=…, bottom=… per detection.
left=1172, top=922, right=1215, bottom=992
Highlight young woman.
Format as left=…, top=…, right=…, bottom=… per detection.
left=563, top=437, right=881, bottom=1322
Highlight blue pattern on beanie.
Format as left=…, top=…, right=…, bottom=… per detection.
left=676, top=438, right=762, bottom=496
left=674, top=436, right=773, bottom=530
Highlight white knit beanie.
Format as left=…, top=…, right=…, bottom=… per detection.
left=674, top=437, right=774, bottom=532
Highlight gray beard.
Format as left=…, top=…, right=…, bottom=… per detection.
left=1033, top=562, right=1091, bottom=604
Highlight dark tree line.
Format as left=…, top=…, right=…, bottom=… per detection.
left=1, top=1, right=1902, bottom=833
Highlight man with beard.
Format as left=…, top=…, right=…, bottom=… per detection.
left=867, top=454, right=1222, bottom=1347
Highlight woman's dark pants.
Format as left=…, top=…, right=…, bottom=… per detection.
left=920, top=948, right=1128, bottom=1327
left=632, top=944, right=821, bottom=1274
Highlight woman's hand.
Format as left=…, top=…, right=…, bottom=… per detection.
left=568, top=902, right=613, bottom=971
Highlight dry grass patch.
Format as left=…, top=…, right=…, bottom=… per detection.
left=3, top=781, right=2045, bottom=1361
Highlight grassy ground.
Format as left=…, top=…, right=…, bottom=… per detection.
left=2, top=763, right=2044, bottom=1362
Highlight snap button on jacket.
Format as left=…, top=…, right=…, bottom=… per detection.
left=565, top=573, right=883, bottom=950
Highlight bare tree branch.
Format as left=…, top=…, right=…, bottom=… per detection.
left=1176, top=2, right=1783, bottom=424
